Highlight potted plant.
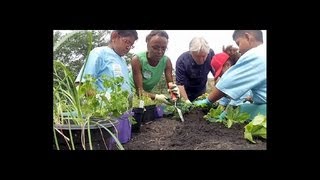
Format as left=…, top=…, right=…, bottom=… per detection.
left=133, top=91, right=157, bottom=123
left=131, top=92, right=145, bottom=133
left=53, top=61, right=129, bottom=150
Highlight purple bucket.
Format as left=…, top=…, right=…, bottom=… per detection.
left=154, top=105, right=164, bottom=119
left=110, top=111, right=133, bottom=147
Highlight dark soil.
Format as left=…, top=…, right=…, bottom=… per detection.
left=123, top=109, right=266, bottom=150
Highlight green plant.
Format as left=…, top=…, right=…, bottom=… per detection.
left=78, top=74, right=130, bottom=119
left=203, top=106, right=225, bottom=123
left=193, top=93, right=219, bottom=112
left=224, top=106, right=250, bottom=128
left=163, top=99, right=192, bottom=120
left=132, top=91, right=155, bottom=108
left=53, top=30, right=134, bottom=150
left=54, top=61, right=129, bottom=150
left=203, top=105, right=249, bottom=128
left=244, top=114, right=266, bottom=143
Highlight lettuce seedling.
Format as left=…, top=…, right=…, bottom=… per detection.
left=244, top=114, right=266, bottom=143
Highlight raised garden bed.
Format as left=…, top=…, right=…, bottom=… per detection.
left=123, top=109, right=266, bottom=150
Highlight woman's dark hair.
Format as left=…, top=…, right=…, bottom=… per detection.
left=145, top=30, right=169, bottom=43
left=232, top=30, right=263, bottom=43
left=114, top=30, right=138, bottom=40
left=227, top=53, right=240, bottom=66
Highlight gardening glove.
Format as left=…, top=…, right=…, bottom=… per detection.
left=218, top=110, right=227, bottom=120
left=155, top=94, right=171, bottom=104
left=193, top=98, right=212, bottom=107
left=168, top=83, right=180, bottom=98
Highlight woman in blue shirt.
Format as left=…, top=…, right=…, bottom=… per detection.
left=75, top=30, right=138, bottom=95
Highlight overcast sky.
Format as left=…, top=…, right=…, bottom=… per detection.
left=56, top=30, right=266, bottom=78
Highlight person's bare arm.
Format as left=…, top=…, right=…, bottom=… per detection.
left=207, top=86, right=226, bottom=103
left=178, top=85, right=188, bottom=101
left=164, top=57, right=174, bottom=84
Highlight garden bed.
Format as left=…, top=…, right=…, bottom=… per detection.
left=123, top=109, right=266, bottom=150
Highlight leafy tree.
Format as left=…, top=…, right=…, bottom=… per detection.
left=53, top=31, right=62, bottom=44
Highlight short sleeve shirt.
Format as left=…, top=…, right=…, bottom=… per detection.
left=75, top=46, right=131, bottom=94
left=216, top=45, right=266, bottom=104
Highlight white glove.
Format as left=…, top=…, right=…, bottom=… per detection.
left=155, top=94, right=170, bottom=104
left=168, top=83, right=180, bottom=98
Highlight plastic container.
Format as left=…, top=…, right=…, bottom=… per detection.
left=142, top=105, right=156, bottom=123
left=154, top=105, right=164, bottom=119
left=53, top=118, right=119, bottom=150
left=113, top=111, right=133, bottom=144
left=131, top=107, right=144, bottom=133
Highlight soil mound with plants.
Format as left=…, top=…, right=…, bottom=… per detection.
left=123, top=109, right=266, bottom=150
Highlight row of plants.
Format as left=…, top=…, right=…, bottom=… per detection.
left=203, top=106, right=249, bottom=128
left=201, top=100, right=266, bottom=143
left=161, top=91, right=267, bottom=144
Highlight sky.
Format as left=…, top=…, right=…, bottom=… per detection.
left=56, top=30, right=266, bottom=78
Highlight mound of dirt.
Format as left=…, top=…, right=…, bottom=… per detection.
left=123, top=109, right=266, bottom=150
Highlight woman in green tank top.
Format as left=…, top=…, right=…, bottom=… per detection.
left=129, top=30, right=179, bottom=104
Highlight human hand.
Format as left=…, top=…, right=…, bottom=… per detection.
left=155, top=94, right=171, bottom=104
left=193, top=98, right=212, bottom=107
left=185, top=100, right=192, bottom=104
left=168, top=83, right=180, bottom=98
left=218, top=111, right=227, bottom=120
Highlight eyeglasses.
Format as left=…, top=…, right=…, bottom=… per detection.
left=151, top=45, right=167, bottom=52
left=121, top=37, right=135, bottom=49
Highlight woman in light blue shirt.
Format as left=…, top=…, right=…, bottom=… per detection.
left=75, top=30, right=138, bottom=95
